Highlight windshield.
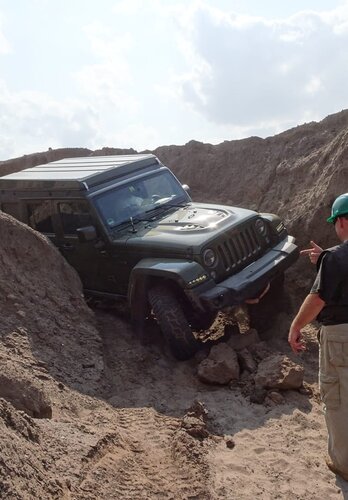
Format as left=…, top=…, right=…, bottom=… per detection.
left=94, top=169, right=190, bottom=229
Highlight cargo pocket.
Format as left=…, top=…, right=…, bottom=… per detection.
left=328, top=341, right=348, bottom=367
left=319, top=372, right=340, bottom=409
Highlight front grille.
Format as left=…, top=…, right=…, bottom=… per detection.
left=217, top=224, right=263, bottom=273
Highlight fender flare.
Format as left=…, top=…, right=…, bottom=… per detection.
left=128, top=258, right=209, bottom=323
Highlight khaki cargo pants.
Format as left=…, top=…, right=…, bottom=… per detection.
left=320, top=324, right=348, bottom=475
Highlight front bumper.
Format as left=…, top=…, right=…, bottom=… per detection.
left=194, top=236, right=299, bottom=310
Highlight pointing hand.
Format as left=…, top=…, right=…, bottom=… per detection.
left=300, top=240, right=323, bottom=265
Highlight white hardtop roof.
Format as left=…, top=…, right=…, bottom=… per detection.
left=0, top=154, right=159, bottom=190
left=2, top=154, right=156, bottom=181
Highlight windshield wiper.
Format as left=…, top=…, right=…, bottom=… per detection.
left=166, top=201, right=189, bottom=208
left=111, top=215, right=154, bottom=232
left=145, top=200, right=188, bottom=215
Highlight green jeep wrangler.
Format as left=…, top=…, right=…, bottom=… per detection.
left=0, top=154, right=299, bottom=359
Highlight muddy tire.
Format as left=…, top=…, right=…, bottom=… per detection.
left=148, top=285, right=201, bottom=360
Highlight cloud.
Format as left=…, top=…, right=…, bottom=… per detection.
left=171, top=3, right=348, bottom=131
left=107, top=122, right=160, bottom=151
left=0, top=16, right=142, bottom=160
left=74, top=22, right=138, bottom=112
left=0, top=79, right=157, bottom=160
left=1, top=1, right=348, bottom=160
left=0, top=81, right=99, bottom=159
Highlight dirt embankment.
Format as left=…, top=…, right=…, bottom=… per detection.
left=0, top=212, right=214, bottom=499
left=2, top=110, right=348, bottom=498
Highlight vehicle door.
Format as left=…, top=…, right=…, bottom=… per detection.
left=53, top=199, right=106, bottom=291
left=55, top=200, right=128, bottom=295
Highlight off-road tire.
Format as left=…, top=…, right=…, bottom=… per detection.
left=148, top=285, right=201, bottom=360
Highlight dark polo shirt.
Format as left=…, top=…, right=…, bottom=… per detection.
left=311, top=241, right=348, bottom=325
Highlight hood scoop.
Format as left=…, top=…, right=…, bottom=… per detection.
left=154, top=206, right=230, bottom=233
left=176, top=223, right=205, bottom=231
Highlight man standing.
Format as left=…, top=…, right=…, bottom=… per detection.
left=288, top=193, right=348, bottom=482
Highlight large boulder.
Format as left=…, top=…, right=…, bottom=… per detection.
left=254, top=354, right=304, bottom=390
left=197, top=343, right=240, bottom=385
left=237, top=348, right=257, bottom=373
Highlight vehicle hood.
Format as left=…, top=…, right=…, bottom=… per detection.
left=118, top=202, right=257, bottom=252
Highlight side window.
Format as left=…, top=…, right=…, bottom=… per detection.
left=58, top=201, right=93, bottom=236
left=27, top=201, right=54, bottom=233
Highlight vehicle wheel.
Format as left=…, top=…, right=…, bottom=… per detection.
left=148, top=285, right=201, bottom=360
left=248, top=274, right=287, bottom=336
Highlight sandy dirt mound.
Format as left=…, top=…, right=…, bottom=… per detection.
left=0, top=211, right=103, bottom=497
left=0, top=211, right=103, bottom=395
left=0, top=213, right=215, bottom=499
left=0, top=398, right=64, bottom=499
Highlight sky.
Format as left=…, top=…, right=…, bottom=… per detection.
left=0, top=0, right=348, bottom=160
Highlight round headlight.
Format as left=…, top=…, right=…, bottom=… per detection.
left=203, top=248, right=217, bottom=268
left=255, top=218, right=267, bottom=236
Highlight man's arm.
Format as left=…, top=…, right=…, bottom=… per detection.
left=288, top=292, right=325, bottom=353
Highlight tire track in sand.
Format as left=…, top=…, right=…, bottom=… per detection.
left=77, top=407, right=212, bottom=499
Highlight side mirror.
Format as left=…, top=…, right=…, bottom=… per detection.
left=76, top=225, right=97, bottom=243
left=182, top=184, right=190, bottom=194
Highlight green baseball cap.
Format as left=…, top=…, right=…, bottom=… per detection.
left=327, top=193, right=348, bottom=223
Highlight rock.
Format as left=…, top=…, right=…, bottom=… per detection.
left=227, top=329, right=260, bottom=351
left=182, top=401, right=210, bottom=439
left=254, top=354, right=304, bottom=390
left=225, top=437, right=235, bottom=449
left=194, top=348, right=209, bottom=364
left=186, top=401, right=208, bottom=420
left=237, top=348, right=257, bottom=372
left=197, top=343, right=239, bottom=385
left=267, top=391, right=285, bottom=404
left=181, top=415, right=210, bottom=439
